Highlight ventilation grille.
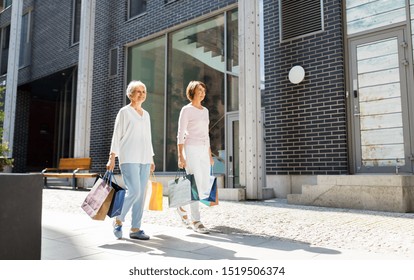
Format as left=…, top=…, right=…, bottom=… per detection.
left=280, top=0, right=323, bottom=41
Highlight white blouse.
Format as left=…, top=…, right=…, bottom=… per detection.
left=110, top=105, right=154, bottom=165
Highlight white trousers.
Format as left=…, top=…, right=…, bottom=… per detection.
left=183, top=144, right=210, bottom=222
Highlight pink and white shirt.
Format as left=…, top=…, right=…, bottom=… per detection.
left=177, top=103, right=210, bottom=146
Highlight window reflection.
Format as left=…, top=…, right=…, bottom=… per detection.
left=127, top=10, right=237, bottom=171
left=127, top=37, right=166, bottom=170
left=166, top=15, right=225, bottom=171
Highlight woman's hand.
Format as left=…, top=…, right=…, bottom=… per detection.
left=210, top=156, right=215, bottom=166
left=178, top=156, right=186, bottom=169
left=106, top=153, right=115, bottom=171
left=150, top=163, right=155, bottom=172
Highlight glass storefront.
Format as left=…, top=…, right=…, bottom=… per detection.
left=127, top=9, right=238, bottom=172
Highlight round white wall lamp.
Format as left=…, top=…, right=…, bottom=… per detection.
left=288, top=65, right=305, bottom=84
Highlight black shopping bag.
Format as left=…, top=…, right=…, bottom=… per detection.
left=106, top=172, right=126, bottom=218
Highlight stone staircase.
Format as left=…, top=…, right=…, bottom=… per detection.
left=287, top=175, right=414, bottom=212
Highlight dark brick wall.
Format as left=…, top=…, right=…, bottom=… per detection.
left=25, top=0, right=79, bottom=83
left=90, top=0, right=237, bottom=172
left=1, top=0, right=78, bottom=87
left=263, top=0, right=348, bottom=175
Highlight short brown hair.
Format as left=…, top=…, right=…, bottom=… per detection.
left=186, top=81, right=206, bottom=101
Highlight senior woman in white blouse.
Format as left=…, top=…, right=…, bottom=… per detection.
left=177, top=80, right=214, bottom=234
left=106, top=80, right=155, bottom=240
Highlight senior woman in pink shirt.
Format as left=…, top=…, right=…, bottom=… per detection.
left=107, top=80, right=155, bottom=240
left=177, top=80, right=214, bottom=234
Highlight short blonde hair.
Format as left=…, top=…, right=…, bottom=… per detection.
left=126, top=80, right=146, bottom=100
left=186, top=81, right=206, bottom=101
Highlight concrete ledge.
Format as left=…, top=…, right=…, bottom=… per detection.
left=262, top=187, right=275, bottom=200
left=114, top=174, right=245, bottom=201
left=218, top=188, right=246, bottom=201
left=288, top=175, right=414, bottom=213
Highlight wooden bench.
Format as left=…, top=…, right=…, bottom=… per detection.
left=42, top=157, right=98, bottom=189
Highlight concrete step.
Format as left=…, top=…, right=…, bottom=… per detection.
left=289, top=175, right=414, bottom=213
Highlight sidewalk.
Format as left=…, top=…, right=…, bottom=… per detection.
left=40, top=188, right=414, bottom=260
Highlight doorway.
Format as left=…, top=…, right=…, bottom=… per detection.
left=349, top=28, right=412, bottom=173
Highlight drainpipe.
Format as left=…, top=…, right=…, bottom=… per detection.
left=2, top=1, right=23, bottom=158
left=74, top=0, right=96, bottom=158
left=238, top=0, right=263, bottom=199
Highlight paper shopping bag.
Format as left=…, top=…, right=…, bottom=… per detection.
left=106, top=172, right=126, bottom=218
left=168, top=171, right=199, bottom=208
left=148, top=180, right=163, bottom=211
left=200, top=175, right=219, bottom=207
left=81, top=172, right=114, bottom=220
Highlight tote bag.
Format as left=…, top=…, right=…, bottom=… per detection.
left=168, top=171, right=199, bottom=208
left=81, top=172, right=114, bottom=220
left=106, top=172, right=126, bottom=218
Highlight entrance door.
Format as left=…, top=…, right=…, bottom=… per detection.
left=349, top=29, right=412, bottom=173
left=226, top=112, right=240, bottom=188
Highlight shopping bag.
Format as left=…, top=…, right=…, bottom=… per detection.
left=168, top=171, right=200, bottom=208
left=106, top=172, right=126, bottom=218
left=147, top=172, right=163, bottom=211
left=81, top=172, right=114, bottom=220
left=200, top=175, right=219, bottom=207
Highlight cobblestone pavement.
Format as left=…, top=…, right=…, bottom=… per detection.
left=42, top=188, right=414, bottom=258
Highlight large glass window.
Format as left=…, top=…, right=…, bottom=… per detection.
left=128, top=10, right=237, bottom=172
left=227, top=9, right=238, bottom=111
left=166, top=15, right=225, bottom=171
left=127, top=37, right=166, bottom=170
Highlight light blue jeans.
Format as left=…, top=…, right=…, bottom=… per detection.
left=117, top=163, right=151, bottom=229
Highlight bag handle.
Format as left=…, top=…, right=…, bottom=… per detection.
left=149, top=171, right=157, bottom=181
left=102, top=170, right=111, bottom=181
left=175, top=168, right=187, bottom=179
left=107, top=171, right=119, bottom=185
